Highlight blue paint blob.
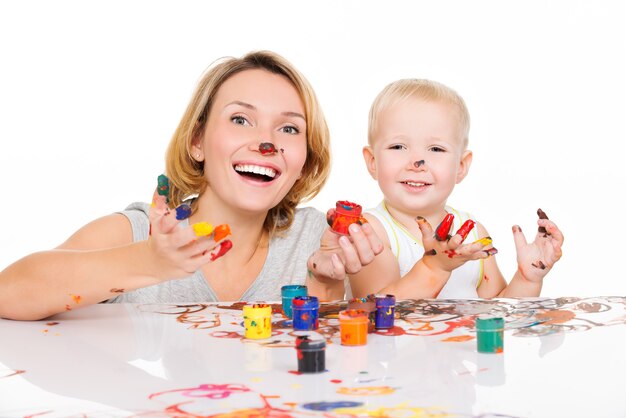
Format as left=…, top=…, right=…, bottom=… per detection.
left=175, top=204, right=192, bottom=220
left=301, top=401, right=363, bottom=411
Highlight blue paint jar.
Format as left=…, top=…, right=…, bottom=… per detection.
left=292, top=296, right=319, bottom=331
left=281, top=285, right=308, bottom=318
left=374, top=294, right=396, bottom=329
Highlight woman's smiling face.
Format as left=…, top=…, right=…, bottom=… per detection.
left=194, top=68, right=308, bottom=214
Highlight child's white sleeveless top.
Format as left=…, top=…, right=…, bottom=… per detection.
left=366, top=201, right=484, bottom=298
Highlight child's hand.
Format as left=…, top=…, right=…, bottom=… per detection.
left=513, top=210, right=564, bottom=283
left=147, top=175, right=232, bottom=280
left=307, top=215, right=384, bottom=282
left=416, top=216, right=495, bottom=273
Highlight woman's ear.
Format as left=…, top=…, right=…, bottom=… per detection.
left=456, top=149, right=473, bottom=183
left=362, top=146, right=378, bottom=180
left=191, top=138, right=204, bottom=162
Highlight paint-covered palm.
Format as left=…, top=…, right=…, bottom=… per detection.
left=416, top=216, right=496, bottom=273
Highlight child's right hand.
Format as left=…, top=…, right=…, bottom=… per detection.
left=416, top=216, right=495, bottom=273
left=147, top=175, right=232, bottom=281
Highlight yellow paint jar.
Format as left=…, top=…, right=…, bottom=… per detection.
left=243, top=304, right=272, bottom=339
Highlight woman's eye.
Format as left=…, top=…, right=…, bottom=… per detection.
left=231, top=116, right=249, bottom=126
left=281, top=126, right=300, bottom=135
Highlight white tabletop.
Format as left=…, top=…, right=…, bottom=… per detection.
left=1, top=297, right=625, bottom=417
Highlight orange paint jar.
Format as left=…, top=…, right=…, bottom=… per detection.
left=339, top=309, right=369, bottom=346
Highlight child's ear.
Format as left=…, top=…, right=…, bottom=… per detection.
left=455, top=150, right=473, bottom=183
left=362, top=146, right=378, bottom=180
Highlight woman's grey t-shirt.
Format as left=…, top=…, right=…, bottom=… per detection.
left=107, top=202, right=326, bottom=303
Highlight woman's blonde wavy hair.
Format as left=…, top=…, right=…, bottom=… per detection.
left=165, top=50, right=331, bottom=235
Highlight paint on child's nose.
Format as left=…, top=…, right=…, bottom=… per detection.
left=414, top=160, right=425, bottom=168
left=259, top=142, right=279, bottom=155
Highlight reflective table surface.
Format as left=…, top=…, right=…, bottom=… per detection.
left=1, top=297, right=625, bottom=417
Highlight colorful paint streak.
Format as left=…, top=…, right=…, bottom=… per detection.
left=210, top=240, right=233, bottom=261
left=456, top=219, right=475, bottom=242
left=157, top=174, right=170, bottom=203
left=213, top=224, right=232, bottom=241
left=175, top=203, right=192, bottom=220
left=435, top=213, right=454, bottom=241
left=537, top=208, right=550, bottom=236
left=192, top=222, right=214, bottom=237
left=258, top=142, right=278, bottom=155
left=414, top=159, right=425, bottom=168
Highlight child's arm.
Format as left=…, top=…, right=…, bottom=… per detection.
left=0, top=184, right=231, bottom=320
left=477, top=214, right=564, bottom=298
left=306, top=217, right=384, bottom=300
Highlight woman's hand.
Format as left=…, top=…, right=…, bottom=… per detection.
left=307, top=211, right=384, bottom=282
left=147, top=175, right=232, bottom=280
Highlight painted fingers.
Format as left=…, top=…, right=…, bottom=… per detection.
left=339, top=222, right=384, bottom=273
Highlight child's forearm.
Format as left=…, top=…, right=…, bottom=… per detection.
left=498, top=268, right=543, bottom=298
left=381, top=259, right=451, bottom=299
left=0, top=242, right=162, bottom=320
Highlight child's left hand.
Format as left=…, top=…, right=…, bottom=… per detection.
left=513, top=214, right=564, bottom=283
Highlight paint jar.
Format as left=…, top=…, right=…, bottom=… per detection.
left=328, top=200, right=368, bottom=235
left=243, top=304, right=272, bottom=339
left=339, top=309, right=369, bottom=346
left=347, top=296, right=376, bottom=333
left=374, top=294, right=396, bottom=329
left=476, top=314, right=504, bottom=353
left=281, top=285, right=308, bottom=318
left=294, top=332, right=326, bottom=373
left=292, top=296, right=319, bottom=331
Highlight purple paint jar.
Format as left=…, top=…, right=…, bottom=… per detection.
left=374, top=294, right=396, bottom=329
left=292, top=296, right=319, bottom=331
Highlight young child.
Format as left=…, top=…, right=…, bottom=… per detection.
left=0, top=51, right=381, bottom=320
left=349, top=79, right=564, bottom=299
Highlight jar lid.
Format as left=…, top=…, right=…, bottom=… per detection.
left=339, top=309, right=369, bottom=321
left=243, top=304, right=272, bottom=317
left=373, top=294, right=396, bottom=306
left=294, top=331, right=326, bottom=350
left=281, top=285, right=308, bottom=296
left=335, top=200, right=362, bottom=216
left=292, top=296, right=319, bottom=309
left=476, top=314, right=504, bottom=331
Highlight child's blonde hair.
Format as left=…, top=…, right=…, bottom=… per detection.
left=368, top=79, right=470, bottom=148
left=165, top=50, right=331, bottom=234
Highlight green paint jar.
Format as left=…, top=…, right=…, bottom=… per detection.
left=476, top=314, right=504, bottom=354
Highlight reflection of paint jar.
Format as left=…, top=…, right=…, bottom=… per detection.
left=281, top=285, right=308, bottom=318
left=244, top=342, right=273, bottom=372
left=295, top=332, right=326, bottom=373
left=476, top=314, right=504, bottom=353
left=348, top=296, right=376, bottom=333
left=476, top=352, right=506, bottom=386
left=292, top=296, right=319, bottom=331
left=339, top=309, right=369, bottom=346
left=374, top=294, right=396, bottom=329
left=338, top=344, right=368, bottom=374
left=243, top=304, right=272, bottom=339
left=328, top=200, right=368, bottom=235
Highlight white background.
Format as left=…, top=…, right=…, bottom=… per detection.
left=1, top=0, right=625, bottom=297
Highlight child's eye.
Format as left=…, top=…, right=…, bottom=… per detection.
left=389, top=144, right=406, bottom=150
left=429, top=146, right=446, bottom=152
left=281, top=125, right=300, bottom=135
left=231, top=116, right=250, bottom=126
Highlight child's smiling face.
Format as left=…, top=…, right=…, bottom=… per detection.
left=364, top=97, right=471, bottom=216
left=193, top=68, right=308, bottom=214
